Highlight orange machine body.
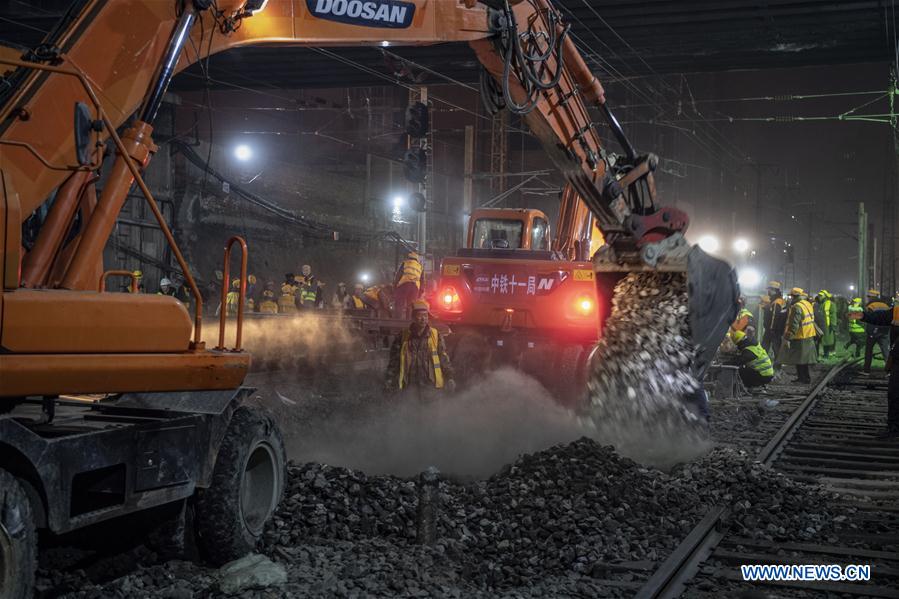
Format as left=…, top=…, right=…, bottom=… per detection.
left=435, top=207, right=601, bottom=345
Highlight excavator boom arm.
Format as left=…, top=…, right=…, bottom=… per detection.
left=0, top=0, right=656, bottom=242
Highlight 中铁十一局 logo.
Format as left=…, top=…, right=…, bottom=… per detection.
left=307, top=0, right=416, bottom=28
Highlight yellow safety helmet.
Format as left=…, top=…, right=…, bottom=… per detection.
left=730, top=330, right=746, bottom=344
left=407, top=251, right=420, bottom=260
left=248, top=274, right=257, bottom=285
left=281, top=283, right=294, bottom=294
left=789, top=287, right=805, bottom=297
left=851, top=297, right=862, bottom=306
left=132, top=270, right=143, bottom=279
left=867, top=288, right=880, bottom=297
left=231, top=279, right=240, bottom=289
left=767, top=281, right=782, bottom=290
left=411, top=299, right=430, bottom=313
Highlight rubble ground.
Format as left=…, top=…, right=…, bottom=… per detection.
left=54, top=433, right=850, bottom=598
left=45, top=314, right=856, bottom=598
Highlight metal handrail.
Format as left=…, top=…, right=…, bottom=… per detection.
left=0, top=56, right=205, bottom=348
left=99, top=270, right=140, bottom=293
left=217, top=236, right=248, bottom=351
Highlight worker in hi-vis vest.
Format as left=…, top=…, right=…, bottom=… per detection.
left=385, top=299, right=455, bottom=399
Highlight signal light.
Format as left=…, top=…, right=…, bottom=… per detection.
left=440, top=286, right=462, bottom=313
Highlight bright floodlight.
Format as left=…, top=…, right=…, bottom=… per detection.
left=233, top=144, right=253, bottom=162
left=738, top=267, right=761, bottom=289
left=698, top=234, right=720, bottom=254
left=360, top=272, right=371, bottom=283
left=849, top=284, right=856, bottom=291
left=393, top=195, right=405, bottom=209
left=733, top=238, right=750, bottom=253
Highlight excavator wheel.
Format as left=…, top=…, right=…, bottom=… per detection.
left=555, top=344, right=591, bottom=409
left=0, top=469, right=36, bottom=599
left=196, top=406, right=286, bottom=566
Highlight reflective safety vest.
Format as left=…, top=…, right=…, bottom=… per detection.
left=225, top=290, right=241, bottom=316
left=363, top=286, right=382, bottom=304
left=259, top=292, right=278, bottom=314
left=398, top=327, right=444, bottom=389
left=848, top=305, right=865, bottom=333
left=745, top=344, right=774, bottom=378
left=299, top=284, right=317, bottom=305
left=789, top=299, right=816, bottom=340
left=892, top=304, right=899, bottom=327
left=821, top=299, right=832, bottom=327
left=351, top=295, right=365, bottom=309
left=278, top=286, right=297, bottom=313
left=398, top=258, right=423, bottom=289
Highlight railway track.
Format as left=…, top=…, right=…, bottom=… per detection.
left=638, top=360, right=899, bottom=599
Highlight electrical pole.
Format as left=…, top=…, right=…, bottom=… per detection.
left=858, top=202, right=867, bottom=296
left=462, top=125, right=474, bottom=248
left=418, top=86, right=429, bottom=255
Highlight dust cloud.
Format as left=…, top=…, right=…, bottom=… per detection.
left=251, top=362, right=711, bottom=478
left=224, top=313, right=359, bottom=371
left=266, top=368, right=593, bottom=478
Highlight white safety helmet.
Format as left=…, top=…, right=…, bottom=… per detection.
left=160, top=277, right=172, bottom=287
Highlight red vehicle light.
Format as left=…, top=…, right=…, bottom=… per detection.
left=440, top=286, right=463, bottom=313
left=569, top=294, right=596, bottom=318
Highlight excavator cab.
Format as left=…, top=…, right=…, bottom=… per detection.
left=468, top=208, right=550, bottom=251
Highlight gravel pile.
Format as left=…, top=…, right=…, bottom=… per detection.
left=55, top=437, right=851, bottom=598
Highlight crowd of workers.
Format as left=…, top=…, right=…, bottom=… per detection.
left=725, top=280, right=898, bottom=438
left=154, top=251, right=429, bottom=320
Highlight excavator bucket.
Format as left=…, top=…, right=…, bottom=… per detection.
left=586, top=244, right=739, bottom=442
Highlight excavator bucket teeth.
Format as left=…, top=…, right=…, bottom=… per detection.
left=687, top=246, right=739, bottom=380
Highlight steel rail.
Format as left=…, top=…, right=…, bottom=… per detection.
left=636, top=359, right=855, bottom=599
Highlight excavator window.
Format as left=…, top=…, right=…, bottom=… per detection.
left=473, top=219, right=523, bottom=249
left=531, top=218, right=549, bottom=251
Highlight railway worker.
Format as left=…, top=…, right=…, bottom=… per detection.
left=729, top=330, right=775, bottom=388
left=394, top=250, right=424, bottom=319
left=851, top=305, right=899, bottom=438
left=259, top=281, right=279, bottom=314
left=296, top=270, right=318, bottom=309
left=780, top=287, right=817, bottom=384
left=846, top=298, right=866, bottom=357
left=332, top=281, right=350, bottom=309
left=814, top=289, right=837, bottom=359
left=225, top=279, right=242, bottom=316
left=863, top=289, right=891, bottom=374
left=730, top=296, right=757, bottom=339
left=385, top=299, right=456, bottom=398
left=762, top=281, right=787, bottom=358
left=348, top=283, right=367, bottom=310
left=158, top=277, right=175, bottom=297
left=246, top=274, right=258, bottom=312
left=363, top=284, right=393, bottom=318
left=278, top=281, right=297, bottom=314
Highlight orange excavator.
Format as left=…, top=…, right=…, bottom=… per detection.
left=434, top=187, right=606, bottom=403
left=0, top=1, right=737, bottom=594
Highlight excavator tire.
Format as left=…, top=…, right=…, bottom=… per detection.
left=556, top=344, right=589, bottom=409
left=196, top=406, right=286, bottom=566
left=0, top=469, right=36, bottom=599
